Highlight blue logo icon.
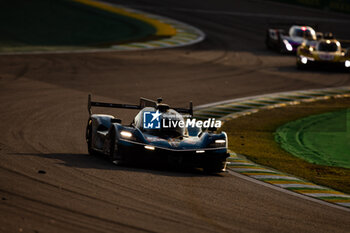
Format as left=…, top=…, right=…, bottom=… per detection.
left=143, top=110, right=161, bottom=129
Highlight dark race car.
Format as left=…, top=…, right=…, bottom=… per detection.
left=86, top=95, right=229, bottom=173
left=266, top=25, right=318, bottom=53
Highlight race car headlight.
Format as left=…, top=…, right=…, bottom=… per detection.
left=345, top=60, right=350, bottom=68
left=209, top=139, right=226, bottom=148
left=300, top=56, right=314, bottom=64
left=301, top=57, right=308, bottom=64
left=144, top=145, right=155, bottom=151
left=196, top=150, right=205, bottom=154
left=283, top=40, right=293, bottom=52
left=215, top=139, right=226, bottom=144
left=120, top=131, right=132, bottom=138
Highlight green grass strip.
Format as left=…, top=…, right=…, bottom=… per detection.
left=222, top=97, right=350, bottom=194
left=275, top=108, right=350, bottom=169
left=0, top=0, right=157, bottom=51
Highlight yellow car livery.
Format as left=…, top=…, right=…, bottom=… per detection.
left=297, top=39, right=350, bottom=70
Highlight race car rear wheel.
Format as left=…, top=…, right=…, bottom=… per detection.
left=278, top=40, right=286, bottom=54
left=265, top=31, right=272, bottom=49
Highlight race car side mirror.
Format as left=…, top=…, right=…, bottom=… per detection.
left=111, top=118, right=122, bottom=124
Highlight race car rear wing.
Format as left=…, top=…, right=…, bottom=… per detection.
left=267, top=21, right=319, bottom=30
left=88, top=94, right=193, bottom=116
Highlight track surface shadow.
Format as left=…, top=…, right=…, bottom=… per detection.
left=12, top=152, right=222, bottom=177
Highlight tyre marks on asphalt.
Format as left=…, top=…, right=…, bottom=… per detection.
left=194, top=86, right=350, bottom=209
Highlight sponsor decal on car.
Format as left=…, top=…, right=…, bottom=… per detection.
left=143, top=110, right=222, bottom=129
left=319, top=54, right=334, bottom=61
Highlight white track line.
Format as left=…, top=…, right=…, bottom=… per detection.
left=275, top=184, right=327, bottom=189
left=249, top=175, right=299, bottom=180
left=194, top=86, right=350, bottom=110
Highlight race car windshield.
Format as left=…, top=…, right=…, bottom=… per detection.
left=317, top=42, right=339, bottom=52
left=154, top=109, right=185, bottom=137
left=291, top=28, right=316, bottom=40
left=135, top=107, right=185, bottom=137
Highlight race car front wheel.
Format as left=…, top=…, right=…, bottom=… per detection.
left=296, top=60, right=306, bottom=70
left=108, top=129, right=124, bottom=165
left=265, top=30, right=274, bottom=50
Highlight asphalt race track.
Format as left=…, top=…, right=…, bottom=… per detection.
left=1, top=0, right=350, bottom=232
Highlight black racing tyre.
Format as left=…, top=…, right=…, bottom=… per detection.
left=108, top=129, right=123, bottom=165
left=278, top=40, right=285, bottom=54
left=265, top=37, right=270, bottom=49
left=265, top=32, right=272, bottom=50
left=108, top=130, right=116, bottom=162
left=167, top=154, right=185, bottom=170
left=86, top=119, right=94, bottom=155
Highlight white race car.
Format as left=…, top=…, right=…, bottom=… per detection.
left=266, top=25, right=318, bottom=53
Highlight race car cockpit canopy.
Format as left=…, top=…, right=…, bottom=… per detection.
left=134, top=107, right=186, bottom=137
left=88, top=95, right=193, bottom=137
left=289, top=26, right=316, bottom=40
left=316, top=40, right=340, bottom=52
